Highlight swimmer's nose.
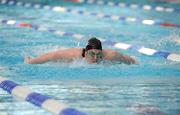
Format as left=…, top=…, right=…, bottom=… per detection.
left=92, top=55, right=97, bottom=60
left=92, top=56, right=99, bottom=63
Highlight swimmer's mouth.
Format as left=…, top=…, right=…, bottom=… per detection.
left=92, top=61, right=97, bottom=63
left=91, top=60, right=101, bottom=63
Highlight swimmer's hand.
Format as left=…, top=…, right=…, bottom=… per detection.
left=24, top=56, right=33, bottom=64
left=24, top=54, right=51, bottom=64
left=131, top=57, right=139, bottom=65
left=120, top=55, right=139, bottom=65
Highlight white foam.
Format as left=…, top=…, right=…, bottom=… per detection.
left=69, top=58, right=88, bottom=67
left=168, top=32, right=180, bottom=44
left=73, top=34, right=85, bottom=40
left=126, top=103, right=165, bottom=114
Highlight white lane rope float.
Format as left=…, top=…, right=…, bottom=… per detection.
left=0, top=76, right=86, bottom=115
left=0, top=0, right=180, bottom=28
left=64, top=0, right=180, bottom=13
left=1, top=19, right=180, bottom=62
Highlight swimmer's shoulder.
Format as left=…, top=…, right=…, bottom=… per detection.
left=102, top=49, right=119, bottom=56
left=57, top=48, right=83, bottom=58
left=57, top=47, right=83, bottom=52
left=68, top=48, right=83, bottom=53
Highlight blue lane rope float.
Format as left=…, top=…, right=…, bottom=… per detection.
left=0, top=76, right=86, bottom=115
left=1, top=19, right=180, bottom=62
left=0, top=0, right=180, bottom=28
left=64, top=0, right=180, bottom=13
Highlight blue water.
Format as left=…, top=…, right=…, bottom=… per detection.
left=0, top=0, right=180, bottom=115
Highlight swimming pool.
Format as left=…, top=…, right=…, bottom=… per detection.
left=0, top=0, right=180, bottom=114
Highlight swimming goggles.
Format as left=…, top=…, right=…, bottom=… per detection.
left=87, top=51, right=103, bottom=59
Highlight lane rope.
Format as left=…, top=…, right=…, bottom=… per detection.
left=0, top=0, right=180, bottom=28
left=64, top=0, right=180, bottom=13
left=0, top=76, right=86, bottom=115
left=1, top=18, right=180, bottom=62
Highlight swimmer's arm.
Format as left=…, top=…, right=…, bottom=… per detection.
left=112, top=52, right=138, bottom=65
left=25, top=51, right=60, bottom=64
left=25, top=48, right=81, bottom=64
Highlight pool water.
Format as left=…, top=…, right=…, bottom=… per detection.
left=0, top=0, right=180, bottom=115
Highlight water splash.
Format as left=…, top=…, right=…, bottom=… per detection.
left=169, top=31, right=180, bottom=44
left=126, top=103, right=166, bottom=115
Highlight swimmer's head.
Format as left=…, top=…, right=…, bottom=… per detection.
left=84, top=37, right=103, bottom=63
left=85, top=37, right=102, bottom=51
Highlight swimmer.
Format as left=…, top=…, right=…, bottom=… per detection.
left=25, top=37, right=138, bottom=64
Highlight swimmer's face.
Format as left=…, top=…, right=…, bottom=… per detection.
left=85, top=49, right=103, bottom=63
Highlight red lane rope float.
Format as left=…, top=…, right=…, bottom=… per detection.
left=160, top=22, right=180, bottom=28
left=19, top=23, right=32, bottom=27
